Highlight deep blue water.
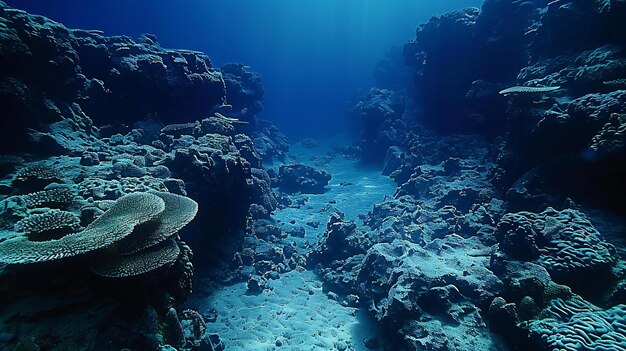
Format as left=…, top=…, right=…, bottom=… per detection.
left=7, top=0, right=482, bottom=137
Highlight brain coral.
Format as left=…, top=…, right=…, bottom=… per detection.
left=496, top=208, right=615, bottom=276
left=528, top=297, right=626, bottom=351
left=0, top=192, right=165, bottom=264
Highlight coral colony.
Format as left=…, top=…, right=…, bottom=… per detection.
left=1, top=1, right=626, bottom=350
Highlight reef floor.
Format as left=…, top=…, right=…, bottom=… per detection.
left=189, top=137, right=395, bottom=351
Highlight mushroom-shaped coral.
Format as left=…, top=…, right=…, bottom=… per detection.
left=0, top=192, right=166, bottom=264
left=112, top=191, right=198, bottom=255
left=89, top=191, right=198, bottom=278
left=89, top=238, right=180, bottom=278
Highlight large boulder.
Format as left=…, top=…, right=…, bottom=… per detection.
left=277, top=164, right=331, bottom=194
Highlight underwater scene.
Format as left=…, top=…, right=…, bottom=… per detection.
left=1, top=0, right=626, bottom=350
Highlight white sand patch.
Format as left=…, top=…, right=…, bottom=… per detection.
left=194, top=137, right=393, bottom=350
left=274, top=137, right=396, bottom=246
left=198, top=270, right=380, bottom=351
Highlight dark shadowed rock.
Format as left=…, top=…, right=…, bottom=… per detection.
left=277, top=164, right=331, bottom=194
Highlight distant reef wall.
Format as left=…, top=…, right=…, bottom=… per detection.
left=336, top=2, right=626, bottom=350
left=0, top=1, right=267, bottom=153
left=351, top=0, right=626, bottom=213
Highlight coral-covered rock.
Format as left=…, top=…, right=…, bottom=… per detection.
left=526, top=297, right=626, bottom=351
left=401, top=0, right=547, bottom=135
left=221, top=63, right=264, bottom=121
left=496, top=208, right=616, bottom=288
left=74, top=31, right=225, bottom=125
left=277, top=163, right=331, bottom=194
left=0, top=5, right=228, bottom=153
left=356, top=237, right=504, bottom=350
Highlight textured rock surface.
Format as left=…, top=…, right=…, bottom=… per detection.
left=277, top=163, right=331, bottom=194
left=338, top=1, right=626, bottom=349
left=496, top=208, right=616, bottom=286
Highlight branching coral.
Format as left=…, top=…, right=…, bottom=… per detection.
left=24, top=186, right=74, bottom=209
left=14, top=210, right=81, bottom=241
left=589, top=113, right=626, bottom=154
left=12, top=163, right=63, bottom=189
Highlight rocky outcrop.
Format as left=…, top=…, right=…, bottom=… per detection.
left=0, top=2, right=284, bottom=350
left=220, top=63, right=264, bottom=122
left=277, top=163, right=331, bottom=194
left=351, top=0, right=626, bottom=213
left=495, top=208, right=616, bottom=288
left=341, top=1, right=626, bottom=349
left=348, top=88, right=411, bottom=162
left=0, top=5, right=231, bottom=153
left=493, top=50, right=626, bottom=212
left=530, top=0, right=626, bottom=59
left=401, top=0, right=548, bottom=135
left=74, top=31, right=226, bottom=126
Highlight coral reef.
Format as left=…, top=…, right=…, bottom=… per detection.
left=2, top=0, right=626, bottom=350
left=0, top=2, right=288, bottom=349
left=338, top=0, right=626, bottom=349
